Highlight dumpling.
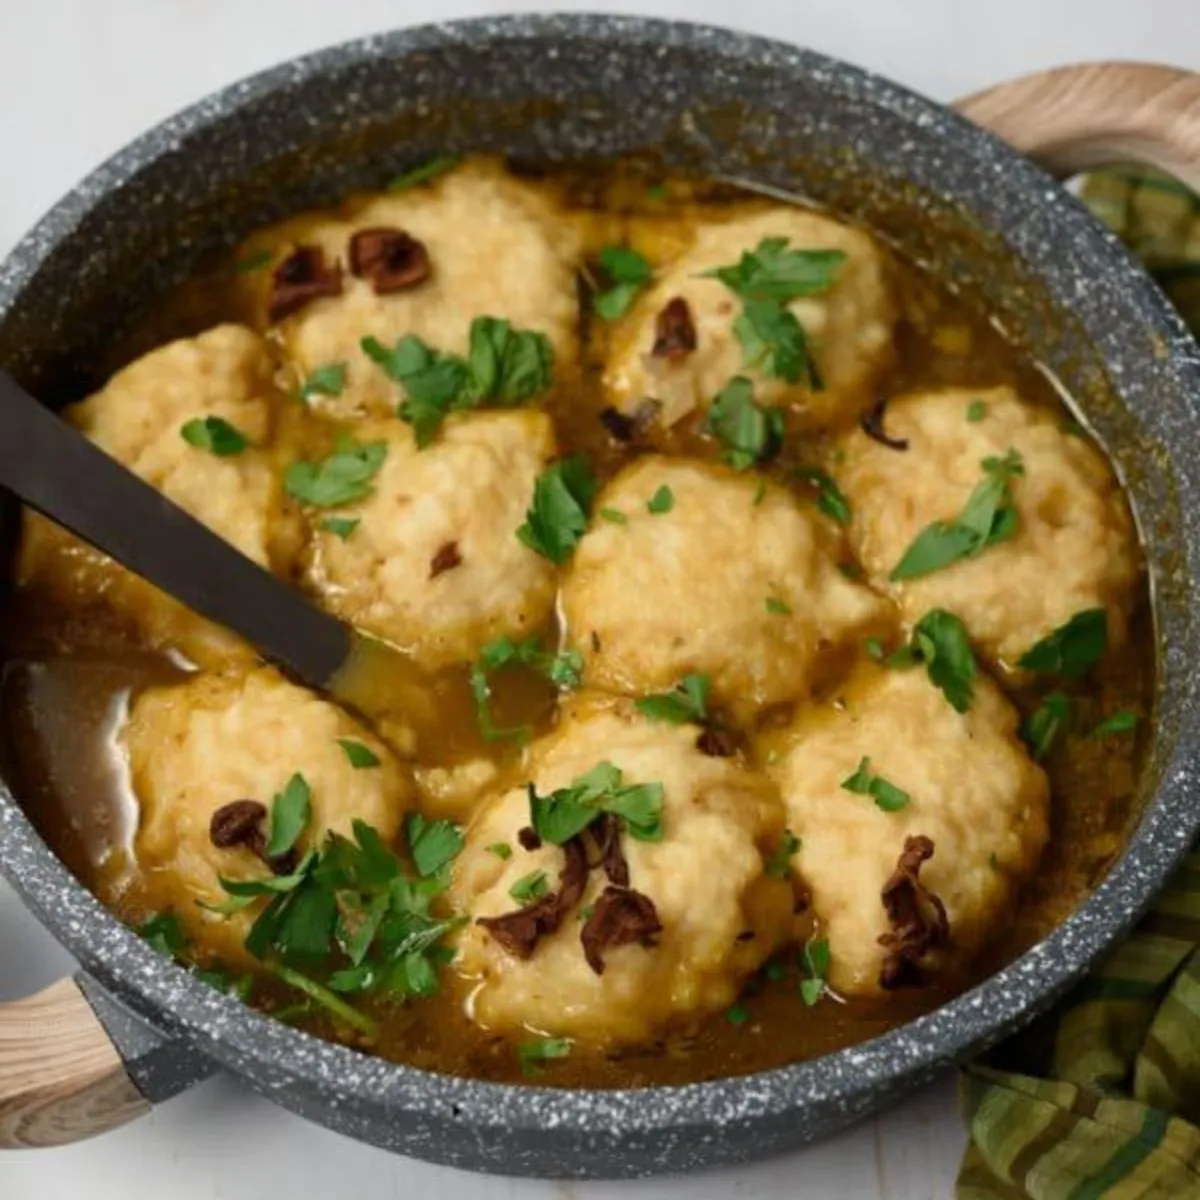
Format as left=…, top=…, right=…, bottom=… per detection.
left=298, top=410, right=558, bottom=670
left=603, top=206, right=896, bottom=431
left=235, top=159, right=581, bottom=421
left=561, top=456, right=889, bottom=722
left=767, top=660, right=1049, bottom=997
left=451, top=696, right=795, bottom=1046
left=837, top=385, right=1139, bottom=670
left=126, top=665, right=410, bottom=968
left=16, top=324, right=300, bottom=666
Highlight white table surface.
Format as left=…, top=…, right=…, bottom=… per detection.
left=1, top=1, right=1198, bottom=1196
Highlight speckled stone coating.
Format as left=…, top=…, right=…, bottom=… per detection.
left=1, top=13, right=1200, bottom=1180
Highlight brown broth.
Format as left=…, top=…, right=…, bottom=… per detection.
left=0, top=163, right=1153, bottom=1088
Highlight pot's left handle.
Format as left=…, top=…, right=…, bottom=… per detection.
left=0, top=976, right=149, bottom=1148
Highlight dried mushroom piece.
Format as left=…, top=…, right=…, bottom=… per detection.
left=651, top=296, right=698, bottom=361
left=428, top=540, right=462, bottom=579
left=580, top=885, right=663, bottom=975
left=877, top=834, right=949, bottom=989
left=267, top=246, right=344, bottom=322
left=209, top=799, right=268, bottom=850
left=348, top=227, right=432, bottom=293
left=860, top=395, right=909, bottom=451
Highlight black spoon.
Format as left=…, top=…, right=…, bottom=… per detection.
left=0, top=369, right=412, bottom=720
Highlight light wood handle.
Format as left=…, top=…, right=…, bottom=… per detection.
left=956, top=62, right=1200, bottom=189
left=0, top=978, right=149, bottom=1148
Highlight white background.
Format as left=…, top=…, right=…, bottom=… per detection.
left=1, top=2, right=1198, bottom=1197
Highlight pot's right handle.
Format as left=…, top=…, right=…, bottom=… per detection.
left=0, top=977, right=149, bottom=1148
left=956, top=62, right=1200, bottom=189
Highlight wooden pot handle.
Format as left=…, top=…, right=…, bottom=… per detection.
left=956, top=62, right=1200, bottom=189
left=0, top=977, right=149, bottom=1148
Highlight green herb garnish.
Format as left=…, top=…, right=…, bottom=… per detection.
left=320, top=516, right=361, bottom=540
left=593, top=245, right=653, bottom=320
left=518, top=1037, right=572, bottom=1076
left=388, top=156, right=457, bottom=192
left=487, top=842, right=513, bottom=860
left=704, top=376, right=784, bottom=470
left=180, top=416, right=249, bottom=457
left=509, top=870, right=550, bottom=905
left=841, top=757, right=911, bottom=812
left=285, top=435, right=387, bottom=508
left=469, top=634, right=583, bottom=740
left=726, top=1001, right=751, bottom=1026
left=338, top=739, right=381, bottom=770
left=405, top=812, right=465, bottom=878
left=791, top=467, right=851, bottom=525
left=1093, top=709, right=1138, bottom=738
left=702, top=238, right=846, bottom=302
left=599, top=506, right=628, bottom=525
left=516, top=455, right=597, bottom=564
left=265, top=774, right=312, bottom=859
left=138, top=911, right=187, bottom=957
left=635, top=673, right=709, bottom=725
left=911, top=609, right=978, bottom=713
left=765, top=596, right=793, bottom=615
left=1017, top=609, right=1108, bottom=680
left=891, top=450, right=1024, bottom=580
left=528, top=761, right=665, bottom=845
left=801, top=938, right=831, bottom=1006
left=362, top=334, right=470, bottom=448
left=647, top=485, right=675, bottom=514
left=299, top=363, right=348, bottom=403
left=1022, top=692, right=1071, bottom=760
left=765, top=830, right=800, bottom=878
left=734, top=299, right=819, bottom=387
left=966, top=399, right=988, bottom=423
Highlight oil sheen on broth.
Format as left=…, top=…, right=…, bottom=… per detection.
left=0, top=159, right=1151, bottom=1088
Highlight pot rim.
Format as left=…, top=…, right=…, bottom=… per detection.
left=2, top=11, right=1199, bottom=1140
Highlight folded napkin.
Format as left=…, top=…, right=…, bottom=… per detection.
left=958, top=169, right=1200, bottom=1200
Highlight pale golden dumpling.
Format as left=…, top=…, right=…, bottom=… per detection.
left=17, top=325, right=299, bottom=666
left=838, top=385, right=1138, bottom=669
left=126, top=665, right=410, bottom=968
left=768, top=661, right=1049, bottom=997
left=603, top=207, right=895, bottom=431
left=236, top=159, right=582, bottom=421
left=299, top=410, right=558, bottom=670
left=561, top=456, right=889, bottom=721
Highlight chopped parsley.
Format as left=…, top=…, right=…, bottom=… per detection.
left=487, top=842, right=513, bottom=860
left=599, top=506, right=628, bottom=525
left=800, top=937, right=831, bottom=1006
left=841, top=757, right=911, bottom=812
left=509, top=870, right=550, bottom=905
left=752, top=480, right=767, bottom=506
left=299, top=363, right=348, bottom=403
left=966, top=399, right=988, bottom=423
left=791, top=467, right=851, bottom=525
left=270, top=963, right=378, bottom=1035
left=362, top=334, right=469, bottom=448
left=470, top=634, right=583, bottom=741
left=518, top=1036, right=572, bottom=1076
left=387, top=156, right=458, bottom=191
left=265, top=774, right=312, bottom=859
left=337, top=739, right=381, bottom=770
left=864, top=636, right=887, bottom=662
left=465, top=316, right=555, bottom=405
left=765, top=830, right=800, bottom=878
left=702, top=238, right=846, bottom=303
left=180, top=416, right=249, bottom=457
left=891, top=449, right=1024, bottom=580
left=704, top=376, right=784, bottom=470
left=516, top=455, right=597, bottom=564
left=635, top=673, right=709, bottom=725
left=593, top=245, right=653, bottom=321
left=285, top=435, right=387, bottom=508
left=405, top=812, right=465, bottom=878
left=765, top=596, right=793, bottom=615
left=528, top=760, right=665, bottom=845
left=726, top=1001, right=751, bottom=1026
left=320, top=516, right=360, bottom=540
left=1017, top=609, right=1108, bottom=680
left=138, top=911, right=187, bottom=957
left=911, top=609, right=978, bottom=713
left=1021, top=692, right=1071, bottom=760
left=647, top=485, right=675, bottom=514
left=734, top=299, right=819, bottom=387
left=1093, top=709, right=1138, bottom=738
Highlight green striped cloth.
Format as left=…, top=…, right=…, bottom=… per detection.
left=957, top=170, right=1200, bottom=1200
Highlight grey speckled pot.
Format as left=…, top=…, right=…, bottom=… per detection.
left=2, top=13, right=1200, bottom=1181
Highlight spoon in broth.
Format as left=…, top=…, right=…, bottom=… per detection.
left=0, top=370, right=432, bottom=739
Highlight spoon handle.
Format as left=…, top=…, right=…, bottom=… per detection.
left=0, top=370, right=349, bottom=685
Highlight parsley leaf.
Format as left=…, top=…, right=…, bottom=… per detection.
left=487, top=842, right=513, bottom=860
left=510, top=870, right=549, bottom=905
left=285, top=435, right=387, bottom=508
left=705, top=377, right=784, bottom=470
left=911, top=609, right=978, bottom=713
left=138, top=912, right=187, bottom=957
left=299, top=363, right=348, bottom=403
left=470, top=634, right=583, bottom=740
left=180, top=416, right=249, bottom=457
left=765, top=830, right=800, bottom=878
left=270, top=963, right=378, bottom=1035
left=726, top=1001, right=751, bottom=1026
left=466, top=316, right=554, bottom=405
left=265, top=774, right=312, bottom=859
left=647, top=485, right=675, bottom=514
left=765, top=596, right=793, bottom=615
left=1093, top=709, right=1138, bottom=738
left=791, top=467, right=851, bottom=524
left=599, top=506, right=628, bottom=525
left=517, top=455, right=597, bottom=563
left=966, top=399, right=988, bottom=423
left=635, top=673, right=709, bottom=724
left=702, top=239, right=846, bottom=303
left=891, top=450, right=1024, bottom=580
left=320, top=516, right=360, bottom=540
left=734, top=299, right=818, bottom=386
left=1017, top=609, right=1108, bottom=680
left=865, top=636, right=887, bottom=662
left=1021, top=692, right=1071, bottom=760
left=801, top=937, right=831, bottom=1006
left=841, top=757, right=911, bottom=812
left=518, top=1036, right=572, bottom=1076
left=529, top=761, right=665, bottom=845
left=405, top=812, right=464, bottom=878
left=594, top=245, right=653, bottom=320
left=338, top=739, right=381, bottom=769
left=362, top=334, right=469, bottom=448
left=388, top=156, right=457, bottom=191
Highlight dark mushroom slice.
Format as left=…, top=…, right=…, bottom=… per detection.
left=876, top=834, right=949, bottom=988
left=267, top=246, right=344, bottom=322
left=651, top=296, right=697, bottom=361
left=348, top=227, right=432, bottom=294
left=580, top=885, right=663, bottom=975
